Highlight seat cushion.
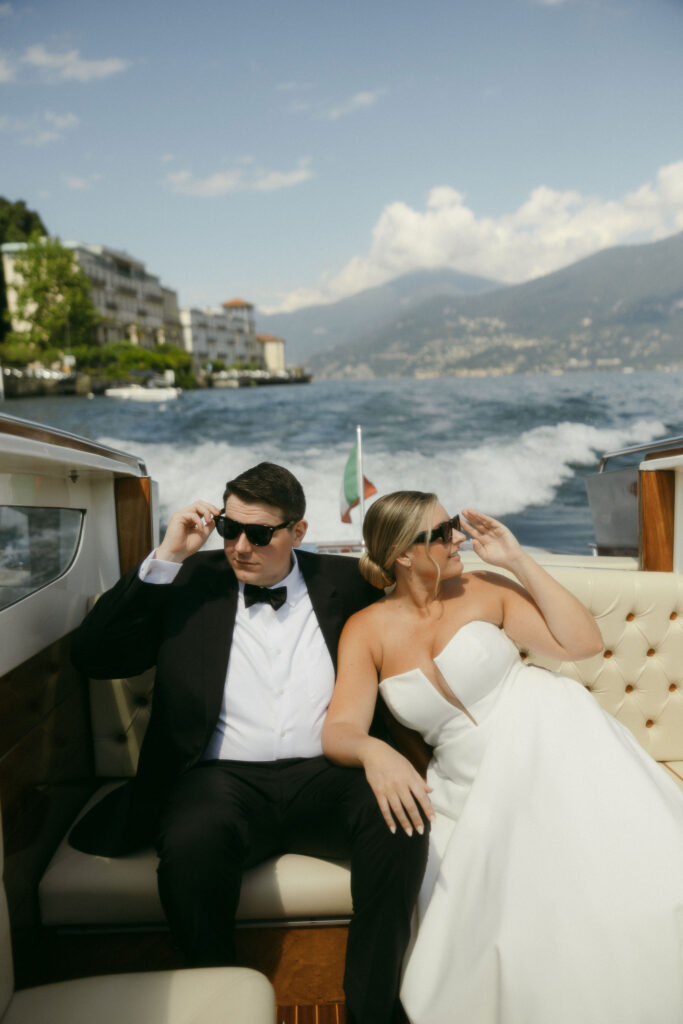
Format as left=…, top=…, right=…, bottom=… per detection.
left=3, top=966, right=275, bottom=1024
left=40, top=785, right=352, bottom=927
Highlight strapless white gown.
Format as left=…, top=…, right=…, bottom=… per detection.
left=379, top=621, right=683, bottom=1024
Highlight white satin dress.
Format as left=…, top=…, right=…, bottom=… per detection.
left=379, top=620, right=683, bottom=1024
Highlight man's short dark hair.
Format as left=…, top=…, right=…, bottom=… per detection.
left=223, top=462, right=306, bottom=521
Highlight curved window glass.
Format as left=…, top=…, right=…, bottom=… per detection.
left=0, top=506, right=83, bottom=611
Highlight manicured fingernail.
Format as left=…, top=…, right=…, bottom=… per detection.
left=389, top=825, right=396, bottom=834
left=405, top=827, right=413, bottom=837
left=416, top=825, right=424, bottom=835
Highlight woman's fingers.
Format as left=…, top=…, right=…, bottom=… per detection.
left=372, top=779, right=434, bottom=835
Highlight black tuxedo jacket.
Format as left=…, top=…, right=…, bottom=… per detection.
left=69, top=548, right=381, bottom=856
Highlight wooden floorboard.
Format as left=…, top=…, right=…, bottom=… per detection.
left=276, top=1005, right=345, bottom=1024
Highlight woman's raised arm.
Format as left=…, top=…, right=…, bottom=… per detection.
left=462, top=509, right=603, bottom=662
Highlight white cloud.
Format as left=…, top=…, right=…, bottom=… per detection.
left=0, top=108, right=79, bottom=144
left=323, top=89, right=387, bottom=121
left=266, top=160, right=683, bottom=312
left=21, top=43, right=129, bottom=82
left=63, top=173, right=101, bottom=190
left=277, top=81, right=314, bottom=92
left=0, top=56, right=14, bottom=82
left=165, top=157, right=313, bottom=197
left=161, top=153, right=175, bottom=163
left=45, top=110, right=79, bottom=130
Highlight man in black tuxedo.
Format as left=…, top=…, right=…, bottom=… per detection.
left=70, top=462, right=428, bottom=1024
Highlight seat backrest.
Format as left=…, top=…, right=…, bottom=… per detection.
left=518, top=567, right=683, bottom=763
left=1, top=803, right=16, bottom=1018
left=85, top=567, right=683, bottom=777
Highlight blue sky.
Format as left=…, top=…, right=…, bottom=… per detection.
left=1, top=0, right=683, bottom=314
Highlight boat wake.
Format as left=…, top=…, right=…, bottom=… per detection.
left=97, top=416, right=667, bottom=543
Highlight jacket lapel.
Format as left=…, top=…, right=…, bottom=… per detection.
left=296, top=550, right=344, bottom=672
left=199, top=559, right=239, bottom=740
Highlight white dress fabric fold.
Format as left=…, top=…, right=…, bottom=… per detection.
left=379, top=620, right=683, bottom=1024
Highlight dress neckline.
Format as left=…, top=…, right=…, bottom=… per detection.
left=379, top=619, right=500, bottom=686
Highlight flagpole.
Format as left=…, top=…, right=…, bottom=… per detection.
left=356, top=424, right=366, bottom=534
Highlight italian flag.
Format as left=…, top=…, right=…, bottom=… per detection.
left=340, top=440, right=377, bottom=523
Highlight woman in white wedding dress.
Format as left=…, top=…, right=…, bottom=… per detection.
left=322, top=491, right=683, bottom=1024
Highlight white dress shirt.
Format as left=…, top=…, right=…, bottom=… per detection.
left=139, top=551, right=335, bottom=761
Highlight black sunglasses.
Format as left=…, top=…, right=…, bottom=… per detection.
left=411, top=514, right=461, bottom=547
left=213, top=514, right=294, bottom=547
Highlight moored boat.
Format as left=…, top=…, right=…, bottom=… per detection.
left=103, top=384, right=182, bottom=401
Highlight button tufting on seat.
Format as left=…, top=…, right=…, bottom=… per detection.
left=603, top=650, right=613, bottom=659
left=520, top=651, right=528, bottom=660
left=647, top=648, right=655, bottom=657
left=670, top=612, right=678, bottom=620
left=646, top=719, right=654, bottom=728
left=626, top=613, right=635, bottom=621
left=669, top=684, right=677, bottom=693
left=625, top=684, right=634, bottom=693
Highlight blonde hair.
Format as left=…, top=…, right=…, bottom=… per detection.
left=359, top=491, right=438, bottom=588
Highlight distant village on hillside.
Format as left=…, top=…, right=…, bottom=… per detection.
left=1, top=238, right=294, bottom=381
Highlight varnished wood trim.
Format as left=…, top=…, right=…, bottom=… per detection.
left=115, top=477, right=154, bottom=574
left=644, top=446, right=683, bottom=462
left=639, top=469, right=675, bottom=571
left=0, top=413, right=146, bottom=473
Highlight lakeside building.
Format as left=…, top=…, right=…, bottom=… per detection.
left=179, top=298, right=286, bottom=373
left=1, top=240, right=182, bottom=350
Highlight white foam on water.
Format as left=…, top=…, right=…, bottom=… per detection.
left=98, top=416, right=667, bottom=543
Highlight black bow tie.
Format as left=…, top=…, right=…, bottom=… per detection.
left=243, top=583, right=287, bottom=611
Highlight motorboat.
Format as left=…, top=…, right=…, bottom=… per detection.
left=1, top=409, right=682, bottom=1022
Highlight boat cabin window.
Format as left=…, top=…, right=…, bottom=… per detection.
left=0, top=505, right=83, bottom=610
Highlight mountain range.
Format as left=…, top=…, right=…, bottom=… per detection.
left=260, top=232, right=683, bottom=378
left=257, top=268, right=498, bottom=364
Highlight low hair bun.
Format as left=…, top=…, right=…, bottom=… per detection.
left=359, top=552, right=392, bottom=589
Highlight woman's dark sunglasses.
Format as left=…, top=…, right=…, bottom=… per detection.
left=411, top=514, right=461, bottom=547
left=213, top=514, right=294, bottom=547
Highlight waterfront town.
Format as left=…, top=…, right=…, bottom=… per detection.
left=0, top=236, right=306, bottom=396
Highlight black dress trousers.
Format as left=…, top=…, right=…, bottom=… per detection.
left=156, top=755, right=429, bottom=1024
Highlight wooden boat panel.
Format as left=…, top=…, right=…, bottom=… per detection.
left=115, top=477, right=154, bottom=574
left=640, top=468, right=675, bottom=571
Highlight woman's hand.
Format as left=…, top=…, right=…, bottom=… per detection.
left=155, top=500, right=222, bottom=563
left=361, top=739, right=435, bottom=836
left=460, top=508, right=524, bottom=570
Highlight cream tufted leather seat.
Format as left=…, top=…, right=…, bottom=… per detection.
left=39, top=564, right=683, bottom=931
left=1, top=801, right=276, bottom=1024
left=513, top=566, right=683, bottom=791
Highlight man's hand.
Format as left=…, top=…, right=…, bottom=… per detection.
left=362, top=740, right=434, bottom=836
left=155, top=500, right=222, bottom=564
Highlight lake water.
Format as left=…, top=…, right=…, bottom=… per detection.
left=4, top=369, right=682, bottom=552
